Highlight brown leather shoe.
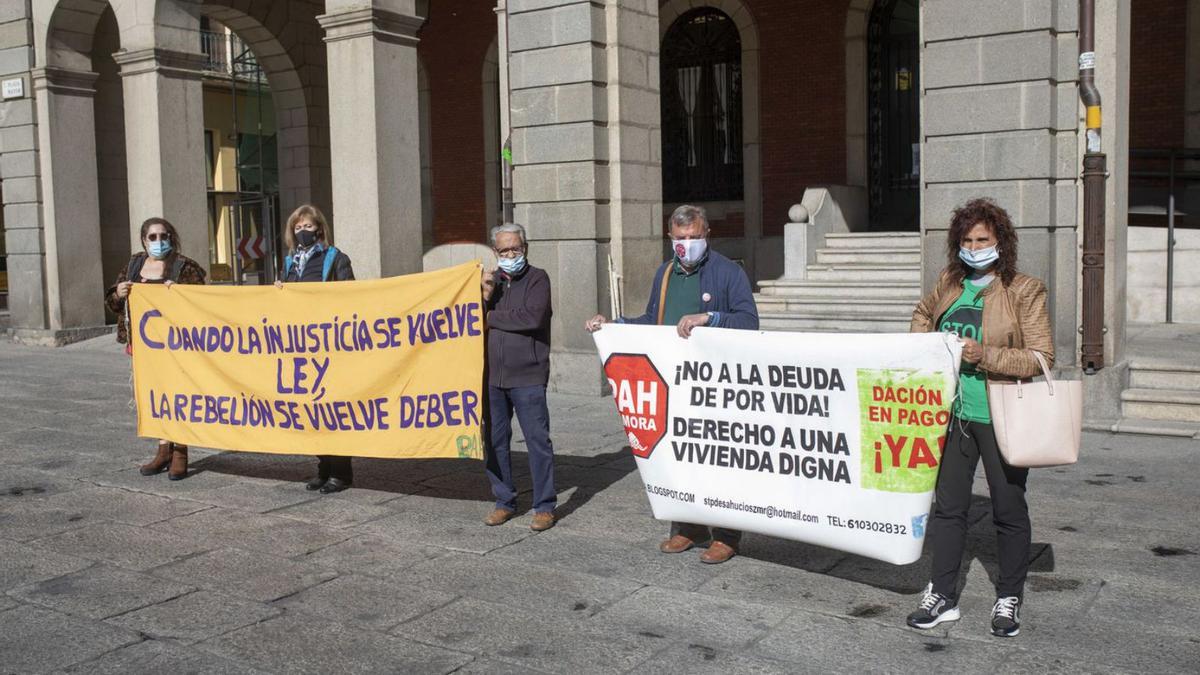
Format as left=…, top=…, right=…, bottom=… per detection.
left=699, top=540, right=737, bottom=564
left=530, top=512, right=555, bottom=531
left=139, top=443, right=172, bottom=476
left=484, top=508, right=515, bottom=526
left=659, top=534, right=698, bottom=554
left=167, top=444, right=189, bottom=481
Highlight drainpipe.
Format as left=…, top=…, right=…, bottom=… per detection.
left=1079, top=0, right=1106, bottom=373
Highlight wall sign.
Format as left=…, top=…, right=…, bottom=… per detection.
left=2, top=78, right=24, bottom=100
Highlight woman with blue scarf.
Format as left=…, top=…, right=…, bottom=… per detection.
left=277, top=204, right=356, bottom=493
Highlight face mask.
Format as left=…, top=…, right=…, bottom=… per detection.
left=673, top=238, right=708, bottom=267
left=148, top=240, right=172, bottom=259
left=296, top=229, right=318, bottom=249
left=958, top=245, right=999, bottom=270
left=497, top=255, right=526, bottom=275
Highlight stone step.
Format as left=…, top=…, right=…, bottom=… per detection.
left=1120, top=387, right=1200, bottom=423
left=759, top=313, right=911, bottom=333
left=756, top=279, right=921, bottom=299
left=803, top=264, right=923, bottom=282
left=1128, top=361, right=1200, bottom=390
left=823, top=232, right=921, bottom=249
left=1084, top=416, right=1200, bottom=439
left=755, top=296, right=916, bottom=316
left=815, top=248, right=922, bottom=265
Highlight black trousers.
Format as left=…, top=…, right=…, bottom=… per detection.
left=316, top=455, right=353, bottom=483
left=929, top=418, right=1030, bottom=601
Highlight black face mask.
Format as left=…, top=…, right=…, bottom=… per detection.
left=296, top=230, right=318, bottom=249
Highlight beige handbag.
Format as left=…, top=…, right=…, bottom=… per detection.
left=987, top=351, right=1082, bottom=468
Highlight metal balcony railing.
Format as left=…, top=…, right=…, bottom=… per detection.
left=200, top=30, right=265, bottom=82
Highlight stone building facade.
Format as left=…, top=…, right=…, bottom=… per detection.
left=1, top=0, right=1195, bottom=427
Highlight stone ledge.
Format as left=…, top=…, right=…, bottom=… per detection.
left=7, top=324, right=114, bottom=347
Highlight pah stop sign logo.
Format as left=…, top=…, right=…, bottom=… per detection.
left=603, top=353, right=669, bottom=458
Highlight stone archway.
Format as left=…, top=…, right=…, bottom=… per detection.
left=29, top=0, right=126, bottom=330
left=658, top=0, right=762, bottom=274
left=199, top=2, right=330, bottom=219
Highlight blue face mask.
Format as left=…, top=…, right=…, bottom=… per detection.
left=497, top=255, right=526, bottom=276
left=958, top=245, right=999, bottom=270
left=148, top=240, right=173, bottom=260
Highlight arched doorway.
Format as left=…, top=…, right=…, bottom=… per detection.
left=867, top=0, right=920, bottom=231
left=661, top=7, right=744, bottom=205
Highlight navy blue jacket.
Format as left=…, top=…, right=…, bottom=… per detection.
left=621, top=250, right=759, bottom=330
left=486, top=265, right=552, bottom=388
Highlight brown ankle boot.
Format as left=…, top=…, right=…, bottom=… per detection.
left=168, top=444, right=189, bottom=481
left=140, top=443, right=172, bottom=476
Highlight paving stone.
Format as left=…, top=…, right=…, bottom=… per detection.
left=60, top=638, right=270, bottom=674
left=275, top=573, right=457, bottom=632
left=632, top=643, right=797, bottom=675
left=270, top=496, right=397, bottom=528
left=0, top=466, right=85, bottom=499
left=106, top=590, right=281, bottom=644
left=393, top=597, right=662, bottom=674
left=695, top=556, right=922, bottom=622
left=14, top=486, right=209, bottom=530
left=33, top=521, right=214, bottom=571
left=0, top=605, right=141, bottom=673
left=750, top=608, right=1013, bottom=671
left=299, top=534, right=447, bottom=578
left=11, top=564, right=193, bottom=620
left=356, top=496, right=535, bottom=554
left=152, top=547, right=337, bottom=603
left=198, top=612, right=473, bottom=674
left=89, top=465, right=247, bottom=498
left=492, top=531, right=729, bottom=591
left=178, top=482, right=323, bottom=514
left=449, top=656, right=557, bottom=674
left=0, top=537, right=92, bottom=590
left=587, top=586, right=791, bottom=651
left=401, top=552, right=642, bottom=619
left=151, top=507, right=351, bottom=558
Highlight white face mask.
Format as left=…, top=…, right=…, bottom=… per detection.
left=959, top=245, right=999, bottom=270
left=672, top=238, right=708, bottom=267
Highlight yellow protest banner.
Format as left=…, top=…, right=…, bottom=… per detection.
left=129, top=261, right=485, bottom=460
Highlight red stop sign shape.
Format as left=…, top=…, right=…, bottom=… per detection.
left=603, top=353, right=669, bottom=458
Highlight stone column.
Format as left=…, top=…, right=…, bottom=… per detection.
left=30, top=67, right=106, bottom=331
left=0, top=3, right=44, bottom=334
left=508, top=0, right=661, bottom=395
left=920, top=0, right=1081, bottom=365
left=318, top=2, right=424, bottom=279
left=1087, top=0, right=1132, bottom=418
left=114, top=48, right=210, bottom=272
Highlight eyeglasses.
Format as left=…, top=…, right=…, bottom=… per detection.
left=495, top=246, right=524, bottom=259
left=146, top=233, right=171, bottom=242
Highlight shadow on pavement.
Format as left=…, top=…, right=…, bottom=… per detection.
left=190, top=448, right=635, bottom=519
left=736, top=493, right=1055, bottom=595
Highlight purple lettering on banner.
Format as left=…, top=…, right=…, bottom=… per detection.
left=138, top=310, right=165, bottom=349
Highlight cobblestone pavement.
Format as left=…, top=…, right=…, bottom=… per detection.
left=1, top=337, right=1198, bottom=673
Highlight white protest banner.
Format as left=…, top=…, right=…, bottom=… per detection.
left=592, top=325, right=962, bottom=565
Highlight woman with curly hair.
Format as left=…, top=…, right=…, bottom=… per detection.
left=105, top=217, right=207, bottom=480
left=904, top=198, right=1054, bottom=638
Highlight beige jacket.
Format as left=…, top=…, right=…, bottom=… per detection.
left=911, top=270, right=1055, bottom=381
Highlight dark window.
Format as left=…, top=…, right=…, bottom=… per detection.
left=661, top=8, right=743, bottom=202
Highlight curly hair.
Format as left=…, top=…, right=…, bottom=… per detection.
left=945, top=197, right=1018, bottom=285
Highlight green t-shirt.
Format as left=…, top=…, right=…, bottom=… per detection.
left=939, top=279, right=991, bottom=423
left=660, top=260, right=703, bottom=326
